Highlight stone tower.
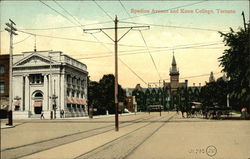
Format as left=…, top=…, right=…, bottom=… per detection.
left=169, top=53, right=179, bottom=93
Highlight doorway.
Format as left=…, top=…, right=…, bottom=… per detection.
left=33, top=92, right=43, bottom=114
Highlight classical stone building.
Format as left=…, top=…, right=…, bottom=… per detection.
left=12, top=50, right=88, bottom=119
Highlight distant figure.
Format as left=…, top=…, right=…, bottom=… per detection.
left=40, top=111, right=45, bottom=119
left=241, top=107, right=249, bottom=119
left=50, top=111, right=53, bottom=120
left=60, top=110, right=64, bottom=118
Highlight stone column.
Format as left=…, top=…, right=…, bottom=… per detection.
left=20, top=76, right=24, bottom=111
left=48, top=74, right=52, bottom=111
left=43, top=74, right=48, bottom=111
left=24, top=75, right=30, bottom=112
left=60, top=73, right=65, bottom=111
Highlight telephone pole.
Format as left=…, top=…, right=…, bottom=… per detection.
left=83, top=16, right=149, bottom=131
left=114, top=16, right=119, bottom=131
left=5, top=19, right=18, bottom=126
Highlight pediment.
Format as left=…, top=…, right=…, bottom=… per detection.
left=14, top=54, right=57, bottom=67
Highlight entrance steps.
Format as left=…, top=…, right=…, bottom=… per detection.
left=30, top=114, right=41, bottom=118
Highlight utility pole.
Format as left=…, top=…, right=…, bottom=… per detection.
left=242, top=11, right=247, bottom=31
left=114, top=16, right=119, bottom=131
left=49, top=55, right=53, bottom=118
left=5, top=19, right=18, bottom=126
left=83, top=16, right=149, bottom=131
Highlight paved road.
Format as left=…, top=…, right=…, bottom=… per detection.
left=1, top=112, right=249, bottom=159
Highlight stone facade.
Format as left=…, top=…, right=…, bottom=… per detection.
left=12, top=50, right=88, bottom=119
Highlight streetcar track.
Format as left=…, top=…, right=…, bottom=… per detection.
left=123, top=114, right=176, bottom=159
left=2, top=115, right=157, bottom=159
left=74, top=114, right=175, bottom=159
left=2, top=115, right=151, bottom=152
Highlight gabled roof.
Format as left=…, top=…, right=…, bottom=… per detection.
left=13, top=52, right=59, bottom=67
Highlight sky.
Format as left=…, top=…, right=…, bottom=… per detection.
left=0, top=0, right=249, bottom=88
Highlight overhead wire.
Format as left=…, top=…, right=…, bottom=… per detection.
left=119, top=21, right=224, bottom=32
left=75, top=42, right=224, bottom=59
left=18, top=20, right=113, bottom=31
left=89, top=33, right=148, bottom=85
left=89, top=1, right=148, bottom=85
left=139, top=30, right=162, bottom=80
left=93, top=0, right=114, bottom=21
left=53, top=0, right=84, bottom=28
left=13, top=35, right=32, bottom=45
left=17, top=29, right=108, bottom=44
left=119, top=0, right=164, bottom=81
left=39, top=0, right=78, bottom=26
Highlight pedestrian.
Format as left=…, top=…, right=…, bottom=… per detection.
left=50, top=111, right=53, bottom=120
left=241, top=107, right=249, bottom=119
left=40, top=111, right=45, bottom=119
left=60, top=110, right=64, bottom=118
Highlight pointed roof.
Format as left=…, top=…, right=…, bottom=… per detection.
left=172, top=54, right=176, bottom=66
left=169, top=56, right=179, bottom=75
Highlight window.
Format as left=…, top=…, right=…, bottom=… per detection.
left=30, top=74, right=44, bottom=84
left=0, top=65, right=4, bottom=74
left=0, top=81, right=4, bottom=94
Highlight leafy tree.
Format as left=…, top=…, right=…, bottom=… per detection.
left=88, top=74, right=126, bottom=115
left=218, top=23, right=250, bottom=109
left=200, top=77, right=228, bottom=107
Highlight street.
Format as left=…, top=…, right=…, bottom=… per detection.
left=1, top=112, right=249, bottom=159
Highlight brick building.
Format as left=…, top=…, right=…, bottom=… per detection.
left=0, top=54, right=9, bottom=118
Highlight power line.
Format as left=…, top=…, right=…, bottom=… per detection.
left=93, top=0, right=114, bottom=21
left=39, top=0, right=77, bottom=26
left=16, top=21, right=113, bottom=31
left=90, top=33, right=147, bottom=85
left=72, top=45, right=224, bottom=58
left=119, top=0, right=133, bottom=20
left=75, top=42, right=224, bottom=59
left=17, top=29, right=109, bottom=44
left=147, top=72, right=222, bottom=85
left=53, top=0, right=84, bottom=28
left=17, top=29, right=224, bottom=53
left=139, top=30, right=162, bottom=80
left=119, top=58, right=147, bottom=85
left=13, top=34, right=32, bottom=45
left=119, top=1, right=161, bottom=80
left=119, top=21, right=224, bottom=32
left=179, top=72, right=221, bottom=80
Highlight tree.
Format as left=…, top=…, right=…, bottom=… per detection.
left=97, top=74, right=126, bottom=114
left=200, top=77, right=228, bottom=107
left=218, top=23, right=250, bottom=109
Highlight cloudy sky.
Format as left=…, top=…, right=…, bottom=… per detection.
left=0, top=0, right=249, bottom=88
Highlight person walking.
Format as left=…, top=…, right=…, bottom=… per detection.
left=40, top=111, right=45, bottom=119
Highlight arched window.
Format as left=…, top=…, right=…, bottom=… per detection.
left=35, top=92, right=43, bottom=97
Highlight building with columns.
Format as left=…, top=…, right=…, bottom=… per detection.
left=12, top=50, right=88, bottom=119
